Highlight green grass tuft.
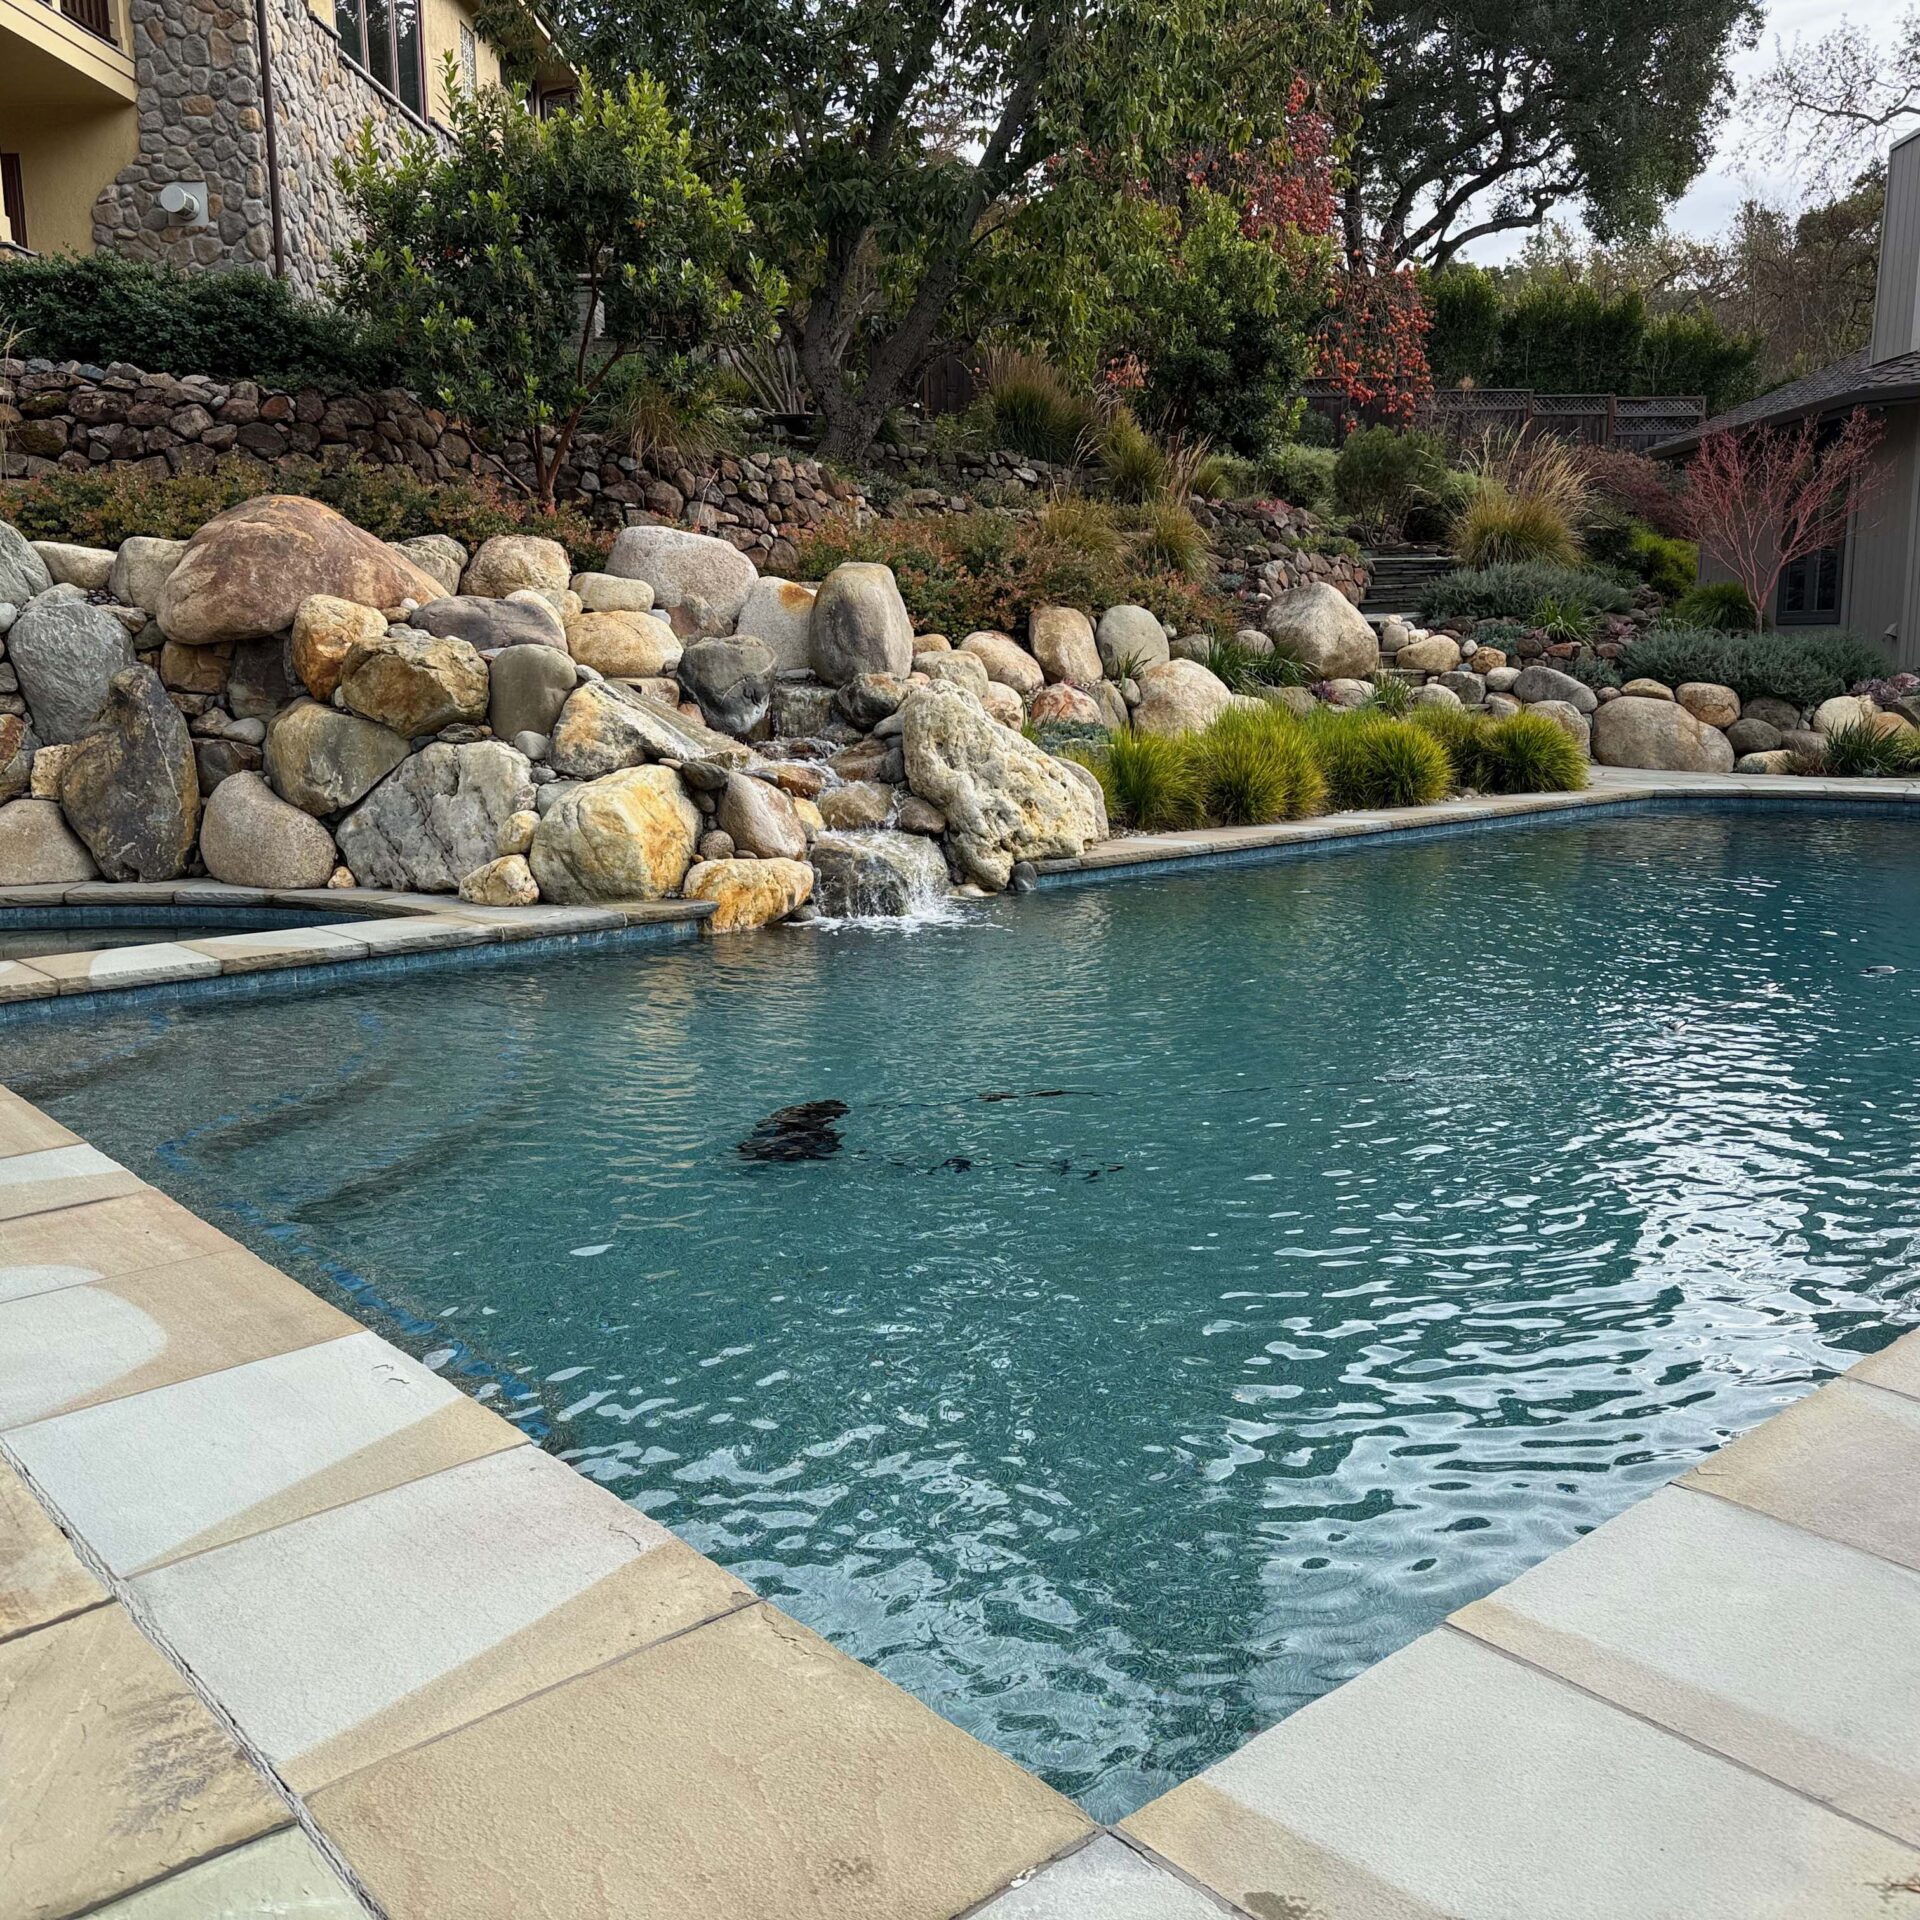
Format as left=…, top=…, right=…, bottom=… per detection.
left=1475, top=711, right=1589, bottom=792
left=1304, top=710, right=1454, bottom=809
left=1806, top=717, right=1920, bottom=778
left=1184, top=707, right=1327, bottom=824
left=1079, top=730, right=1205, bottom=832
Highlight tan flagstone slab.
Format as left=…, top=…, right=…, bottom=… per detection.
left=0, top=1601, right=288, bottom=1920
left=0, top=1249, right=357, bottom=1429
left=82, top=1828, right=364, bottom=1919
left=30, top=942, right=224, bottom=992
left=1680, top=1377, right=1920, bottom=1573
left=0, top=958, right=57, bottom=1004
left=137, top=1444, right=755, bottom=1792
left=1453, top=1484, right=1920, bottom=1845
left=1122, top=1628, right=1920, bottom=1920
left=0, top=1086, right=79, bottom=1159
left=9, top=1328, right=526, bottom=1575
left=0, top=1142, right=144, bottom=1223
left=1855, top=1327, right=1920, bottom=1402
left=0, top=1455, right=105, bottom=1644
left=311, top=1601, right=1093, bottom=1920
left=180, top=926, right=373, bottom=973
left=349, top=915, right=500, bottom=954
left=972, top=1836, right=1227, bottom=1919
left=0, top=1188, right=240, bottom=1298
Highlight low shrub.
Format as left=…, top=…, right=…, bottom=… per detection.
left=1184, top=707, right=1326, bottom=824
left=1803, top=717, right=1920, bottom=777
left=1419, top=562, right=1632, bottom=626
left=1567, top=654, right=1625, bottom=691
left=1570, top=445, right=1693, bottom=539
left=1627, top=527, right=1698, bottom=600
left=1332, top=426, right=1455, bottom=543
left=1452, top=483, right=1581, bottom=569
left=1668, top=580, right=1757, bottom=630
left=1079, top=730, right=1205, bottom=831
left=1258, top=442, right=1338, bottom=513
left=0, top=253, right=377, bottom=389
left=1303, top=710, right=1453, bottom=808
left=1619, top=627, right=1890, bottom=710
left=1191, top=453, right=1262, bottom=501
left=0, top=456, right=609, bottom=568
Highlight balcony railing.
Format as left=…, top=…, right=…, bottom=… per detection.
left=53, top=0, right=118, bottom=46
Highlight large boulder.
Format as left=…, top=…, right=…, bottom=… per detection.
left=809, top=829, right=950, bottom=917
left=716, top=771, right=808, bottom=858
left=8, top=596, right=135, bottom=743
left=1676, top=682, right=1740, bottom=730
left=33, top=542, right=116, bottom=591
left=1396, top=635, right=1461, bottom=674
left=0, top=521, right=53, bottom=604
left=198, top=771, right=338, bottom=889
left=605, top=526, right=758, bottom=634
left=291, top=594, right=387, bottom=701
left=1512, top=665, right=1598, bottom=715
left=528, top=764, right=700, bottom=903
left=1592, top=695, right=1736, bottom=773
left=1096, top=605, right=1170, bottom=676
left=413, top=595, right=567, bottom=653
left=488, top=644, right=578, bottom=744
left=265, top=701, right=411, bottom=815
left=0, top=799, right=97, bottom=882
left=1131, top=658, right=1234, bottom=737
left=563, top=611, right=681, bottom=679
left=1813, top=693, right=1880, bottom=735
left=572, top=572, right=655, bottom=615
left=392, top=534, right=467, bottom=595
left=1726, top=716, right=1783, bottom=756
left=458, top=854, right=540, bottom=907
left=547, top=679, right=747, bottom=779
left=809, top=563, right=915, bottom=686
left=958, top=630, right=1044, bottom=698
left=108, top=536, right=189, bottom=615
left=58, top=666, right=200, bottom=881
left=900, top=683, right=1102, bottom=888
left=1743, top=696, right=1802, bottom=733
left=735, top=577, right=817, bottom=671
left=460, top=534, right=571, bottom=599
left=337, top=740, right=535, bottom=892
left=1028, top=683, right=1103, bottom=726
left=915, top=650, right=991, bottom=699
left=1526, top=700, right=1592, bottom=754
left=680, top=637, right=776, bottom=738
left=1029, top=606, right=1102, bottom=688
left=1262, top=583, right=1378, bottom=680
left=681, top=856, right=814, bottom=931
left=337, top=632, right=489, bottom=737
left=156, top=497, right=445, bottom=645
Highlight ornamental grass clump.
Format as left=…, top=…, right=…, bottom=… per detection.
left=1802, top=718, right=1920, bottom=778
left=1408, top=704, right=1492, bottom=785
left=1184, top=708, right=1326, bottom=825
left=1304, top=710, right=1453, bottom=809
left=1475, top=711, right=1589, bottom=792
left=1080, top=730, right=1205, bottom=832
left=1451, top=436, right=1590, bottom=569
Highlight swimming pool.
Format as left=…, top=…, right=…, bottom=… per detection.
left=0, top=905, right=343, bottom=963
left=8, top=808, right=1919, bottom=1818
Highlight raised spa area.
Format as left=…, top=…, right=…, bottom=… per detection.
left=8, top=804, right=1919, bottom=1835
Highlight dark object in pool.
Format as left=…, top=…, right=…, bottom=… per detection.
left=737, top=1100, right=849, bottom=1162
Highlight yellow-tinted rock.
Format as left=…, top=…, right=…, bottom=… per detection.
left=563, top=610, right=683, bottom=678
left=158, top=639, right=232, bottom=694
left=461, top=534, right=571, bottom=598
left=682, top=855, right=814, bottom=930
left=337, top=633, right=488, bottom=736
left=458, top=854, right=540, bottom=906
left=292, top=595, right=388, bottom=701
left=528, top=765, right=700, bottom=903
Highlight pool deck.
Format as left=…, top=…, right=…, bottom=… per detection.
left=5, top=773, right=1920, bottom=1916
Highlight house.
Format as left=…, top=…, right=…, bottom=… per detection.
left=1656, top=127, right=1920, bottom=670
left=0, top=0, right=572, bottom=288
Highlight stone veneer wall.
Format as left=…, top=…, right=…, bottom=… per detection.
left=92, top=0, right=424, bottom=294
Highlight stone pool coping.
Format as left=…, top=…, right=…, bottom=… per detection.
left=7, top=773, right=1920, bottom=1916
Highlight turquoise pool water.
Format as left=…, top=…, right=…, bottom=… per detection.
left=0, top=907, right=326, bottom=963
left=9, top=809, right=1920, bottom=1817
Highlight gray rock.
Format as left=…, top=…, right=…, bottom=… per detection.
left=605, top=526, right=758, bottom=633
left=915, top=651, right=991, bottom=699
left=1512, top=665, right=1598, bottom=714
left=836, top=672, right=912, bottom=730
left=227, top=634, right=301, bottom=722
left=337, top=741, right=536, bottom=891
left=809, top=563, right=915, bottom=685
left=8, top=597, right=135, bottom=743
left=1095, top=605, right=1170, bottom=675
left=716, top=772, right=808, bottom=858
left=199, top=771, right=339, bottom=888
left=1485, top=667, right=1521, bottom=693
left=1408, top=682, right=1463, bottom=709
left=572, top=571, right=655, bottom=615
left=678, top=636, right=776, bottom=737
left=769, top=680, right=841, bottom=738
left=512, top=730, right=551, bottom=761
left=107, top=536, right=190, bottom=616
left=393, top=534, right=468, bottom=595
left=33, top=542, right=116, bottom=591
left=0, top=522, right=53, bottom=605
left=547, top=679, right=747, bottom=780
left=809, top=829, right=951, bottom=917
left=266, top=701, right=411, bottom=815
left=413, top=595, right=567, bottom=652
left=1436, top=670, right=1486, bottom=706
left=1781, top=728, right=1825, bottom=764
left=58, top=666, right=200, bottom=881
left=0, top=797, right=97, bottom=883
left=1742, top=695, right=1803, bottom=733
left=1262, top=583, right=1377, bottom=680
left=817, top=779, right=894, bottom=830
left=193, top=739, right=261, bottom=791
left=734, top=577, right=817, bottom=671
left=1725, top=717, right=1783, bottom=756
left=489, top=643, right=578, bottom=743
left=1525, top=699, right=1592, bottom=753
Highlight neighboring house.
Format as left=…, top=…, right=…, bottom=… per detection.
left=0, top=0, right=572, bottom=289
left=1657, top=130, right=1920, bottom=669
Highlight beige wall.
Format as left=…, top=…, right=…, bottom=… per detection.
left=305, top=0, right=505, bottom=125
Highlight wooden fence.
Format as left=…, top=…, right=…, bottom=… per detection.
left=1300, top=384, right=1706, bottom=454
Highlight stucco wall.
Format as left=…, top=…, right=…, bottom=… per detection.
left=5, top=101, right=138, bottom=256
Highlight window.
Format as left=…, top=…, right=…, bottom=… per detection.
left=459, top=22, right=477, bottom=91
left=0, top=155, right=25, bottom=251
left=1777, top=542, right=1844, bottom=625
left=335, top=0, right=424, bottom=118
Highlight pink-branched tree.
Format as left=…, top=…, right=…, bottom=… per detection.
left=1684, top=408, right=1885, bottom=626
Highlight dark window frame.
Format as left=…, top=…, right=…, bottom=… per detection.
left=1775, top=540, right=1846, bottom=626
left=0, top=154, right=26, bottom=251
left=334, top=0, right=426, bottom=124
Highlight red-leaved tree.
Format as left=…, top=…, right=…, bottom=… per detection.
left=1313, top=253, right=1433, bottom=430
left=1684, top=410, right=1885, bottom=626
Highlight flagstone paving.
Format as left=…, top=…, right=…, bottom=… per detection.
left=82, top=1830, right=364, bottom=1919
left=0, top=1457, right=103, bottom=1643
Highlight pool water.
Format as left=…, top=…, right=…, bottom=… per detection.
left=0, top=907, right=329, bottom=963
left=9, top=809, right=1920, bottom=1817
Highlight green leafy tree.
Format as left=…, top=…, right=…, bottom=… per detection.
left=561, top=0, right=1367, bottom=458
left=334, top=73, right=772, bottom=509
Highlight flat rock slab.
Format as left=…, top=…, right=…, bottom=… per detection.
left=0, top=960, right=57, bottom=1004
left=1455, top=1484, right=1920, bottom=1844
left=0, top=1189, right=236, bottom=1295
left=0, top=1086, right=79, bottom=1158
left=0, top=1246, right=356, bottom=1429
left=29, top=942, right=222, bottom=993
left=974, top=1836, right=1224, bottom=1918
left=0, top=1457, right=104, bottom=1644
left=136, top=1445, right=753, bottom=1791
left=310, top=1601, right=1091, bottom=1920
left=81, top=1829, right=362, bottom=1919
left=0, top=1144, right=143, bottom=1223
left=1681, top=1377, right=1920, bottom=1573
left=1123, top=1627, right=1920, bottom=1920
left=1854, top=1327, right=1920, bottom=1400
left=0, top=1601, right=287, bottom=1920
left=9, top=1328, right=524, bottom=1575
left=180, top=926, right=370, bottom=973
